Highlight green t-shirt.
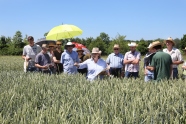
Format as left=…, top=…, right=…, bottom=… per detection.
left=150, top=50, right=172, bottom=81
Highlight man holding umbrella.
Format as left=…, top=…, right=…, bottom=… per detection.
left=60, top=42, right=79, bottom=74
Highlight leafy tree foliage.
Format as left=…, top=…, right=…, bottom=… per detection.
left=0, top=31, right=185, bottom=56
left=180, top=34, right=186, bottom=50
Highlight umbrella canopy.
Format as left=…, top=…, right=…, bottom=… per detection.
left=35, top=38, right=56, bottom=47
left=46, top=24, right=83, bottom=40
left=72, top=42, right=90, bottom=55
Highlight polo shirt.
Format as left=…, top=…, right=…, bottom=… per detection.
left=150, top=50, right=173, bottom=81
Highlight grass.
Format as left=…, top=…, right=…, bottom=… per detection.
left=0, top=56, right=186, bottom=123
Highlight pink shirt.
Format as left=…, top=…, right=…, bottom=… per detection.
left=124, top=51, right=141, bottom=72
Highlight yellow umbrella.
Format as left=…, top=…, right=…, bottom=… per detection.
left=46, top=24, right=83, bottom=40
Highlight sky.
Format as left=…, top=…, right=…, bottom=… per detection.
left=0, top=0, right=186, bottom=41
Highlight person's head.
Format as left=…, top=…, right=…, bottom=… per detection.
left=56, top=41, right=62, bottom=49
left=164, top=37, right=175, bottom=49
left=91, top=47, right=101, bottom=60
left=113, top=44, right=120, bottom=54
left=149, top=41, right=163, bottom=51
left=147, top=43, right=156, bottom=53
left=48, top=42, right=56, bottom=51
left=128, top=42, right=138, bottom=52
left=27, top=36, right=34, bottom=45
left=77, top=47, right=84, bottom=55
left=65, top=42, right=75, bottom=52
left=41, top=44, right=49, bottom=53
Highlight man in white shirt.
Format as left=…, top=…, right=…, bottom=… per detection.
left=163, top=37, right=183, bottom=79
left=22, top=36, right=41, bottom=72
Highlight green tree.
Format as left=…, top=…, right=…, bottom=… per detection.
left=88, top=37, right=107, bottom=55
left=44, top=32, right=49, bottom=37
left=99, top=32, right=110, bottom=44
left=0, top=36, right=7, bottom=49
left=23, top=34, right=28, bottom=44
left=174, top=38, right=181, bottom=49
left=12, top=31, right=25, bottom=48
left=180, top=34, right=186, bottom=50
left=108, top=34, right=128, bottom=55
left=137, top=39, right=148, bottom=55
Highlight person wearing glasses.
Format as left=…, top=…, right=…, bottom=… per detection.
left=60, top=42, right=79, bottom=74
left=22, top=36, right=41, bottom=72
left=124, top=42, right=141, bottom=79
left=53, top=41, right=63, bottom=74
left=106, top=44, right=124, bottom=78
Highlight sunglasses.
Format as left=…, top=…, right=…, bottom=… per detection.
left=114, top=48, right=119, bottom=50
left=57, top=44, right=61, bottom=45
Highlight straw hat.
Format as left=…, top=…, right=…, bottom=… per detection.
left=56, top=41, right=62, bottom=45
left=147, top=43, right=152, bottom=49
left=48, top=42, right=56, bottom=47
left=128, top=42, right=138, bottom=47
left=164, top=37, right=175, bottom=46
left=91, top=47, right=102, bottom=54
left=64, top=42, right=75, bottom=49
left=149, top=41, right=163, bottom=49
left=113, top=44, right=120, bottom=48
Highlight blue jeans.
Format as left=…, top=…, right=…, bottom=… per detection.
left=145, top=74, right=154, bottom=82
left=125, top=71, right=139, bottom=79
left=173, top=68, right=178, bottom=79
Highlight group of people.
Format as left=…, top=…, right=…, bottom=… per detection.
left=22, top=36, right=186, bottom=81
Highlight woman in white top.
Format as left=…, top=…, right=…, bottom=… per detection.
left=74, top=47, right=108, bottom=81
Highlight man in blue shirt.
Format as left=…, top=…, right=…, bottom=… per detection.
left=106, top=44, right=124, bottom=78
left=61, top=42, right=79, bottom=74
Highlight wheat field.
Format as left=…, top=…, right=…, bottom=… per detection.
left=0, top=56, right=186, bottom=123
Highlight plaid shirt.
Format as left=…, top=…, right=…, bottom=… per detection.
left=124, top=51, right=141, bottom=72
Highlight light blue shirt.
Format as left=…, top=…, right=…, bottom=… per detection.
left=61, top=50, right=79, bottom=74
left=106, top=53, right=124, bottom=68
left=78, top=58, right=107, bottom=81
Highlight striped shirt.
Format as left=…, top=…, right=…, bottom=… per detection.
left=106, top=53, right=124, bottom=68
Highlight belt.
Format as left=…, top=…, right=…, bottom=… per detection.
left=110, top=67, right=121, bottom=70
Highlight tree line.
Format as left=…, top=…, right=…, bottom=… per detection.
left=1, top=31, right=186, bottom=55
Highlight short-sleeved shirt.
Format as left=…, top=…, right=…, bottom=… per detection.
left=124, top=51, right=141, bottom=72
left=106, top=53, right=124, bottom=68
left=23, top=44, right=41, bottom=67
left=35, top=52, right=51, bottom=71
left=78, top=58, right=107, bottom=81
left=22, top=44, right=41, bottom=61
left=61, top=50, right=79, bottom=74
left=53, top=50, right=63, bottom=60
left=163, top=48, right=183, bottom=68
left=150, top=50, right=173, bottom=81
